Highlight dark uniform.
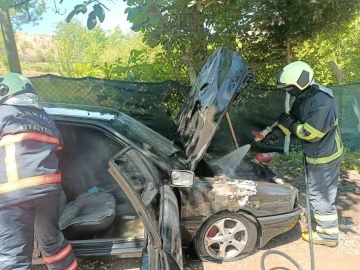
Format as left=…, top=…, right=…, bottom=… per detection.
left=0, top=105, right=77, bottom=269
left=287, top=83, right=343, bottom=242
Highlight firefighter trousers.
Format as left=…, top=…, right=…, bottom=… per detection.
left=307, top=161, right=340, bottom=241
left=0, top=192, right=78, bottom=270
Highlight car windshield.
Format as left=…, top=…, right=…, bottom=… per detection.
left=110, top=112, right=184, bottom=169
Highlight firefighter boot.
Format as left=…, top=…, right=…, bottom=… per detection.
left=302, top=231, right=338, bottom=247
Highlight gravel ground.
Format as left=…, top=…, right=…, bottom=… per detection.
left=32, top=169, right=360, bottom=270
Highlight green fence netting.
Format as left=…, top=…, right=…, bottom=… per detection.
left=30, top=74, right=360, bottom=152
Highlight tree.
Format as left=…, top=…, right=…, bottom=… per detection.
left=9, top=0, right=47, bottom=29
left=233, top=0, right=360, bottom=79
left=292, top=17, right=360, bottom=85
left=53, top=20, right=107, bottom=77
left=0, top=1, right=49, bottom=72
left=53, top=20, right=178, bottom=82
left=0, top=0, right=108, bottom=73
left=100, top=32, right=188, bottom=83
left=122, top=1, right=360, bottom=86
left=122, top=0, right=249, bottom=85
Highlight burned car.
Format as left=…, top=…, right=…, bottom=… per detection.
left=32, top=47, right=300, bottom=269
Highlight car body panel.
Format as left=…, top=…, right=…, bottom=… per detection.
left=160, top=185, right=183, bottom=269
left=32, top=239, right=144, bottom=265
left=178, top=176, right=299, bottom=248
left=176, top=47, right=253, bottom=171
left=257, top=209, right=301, bottom=248
left=179, top=177, right=297, bottom=219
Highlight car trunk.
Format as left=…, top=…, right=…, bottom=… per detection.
left=56, top=123, right=145, bottom=242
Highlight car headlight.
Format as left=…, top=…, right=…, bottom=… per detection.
left=170, top=170, right=194, bottom=187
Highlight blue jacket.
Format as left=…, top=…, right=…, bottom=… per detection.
left=289, top=84, right=343, bottom=165
left=0, top=104, right=62, bottom=207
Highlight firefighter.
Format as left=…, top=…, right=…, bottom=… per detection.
left=0, top=73, right=77, bottom=269
left=264, top=61, right=343, bottom=247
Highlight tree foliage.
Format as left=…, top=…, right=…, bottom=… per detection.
left=0, top=0, right=47, bottom=28
left=2, top=0, right=360, bottom=88
left=293, top=17, right=360, bottom=85
left=63, top=0, right=110, bottom=29
left=123, top=0, right=250, bottom=84
left=121, top=0, right=360, bottom=85
left=235, top=0, right=360, bottom=83
left=53, top=20, right=107, bottom=77
left=53, top=20, right=186, bottom=83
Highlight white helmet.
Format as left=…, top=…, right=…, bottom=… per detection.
left=277, top=61, right=314, bottom=90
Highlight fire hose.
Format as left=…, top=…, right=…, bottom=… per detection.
left=252, top=123, right=315, bottom=270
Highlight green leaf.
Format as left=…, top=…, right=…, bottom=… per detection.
left=89, top=10, right=96, bottom=20
left=127, top=9, right=137, bottom=21
left=81, top=6, right=87, bottom=14
left=87, top=11, right=97, bottom=30
left=93, top=4, right=105, bottom=23
left=66, top=10, right=77, bottom=23
left=74, top=4, right=84, bottom=15
left=157, top=0, right=168, bottom=7
left=197, top=1, right=204, bottom=12
left=149, top=15, right=160, bottom=26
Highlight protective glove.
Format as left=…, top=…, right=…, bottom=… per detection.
left=277, top=112, right=297, bottom=129
left=262, top=127, right=284, bottom=145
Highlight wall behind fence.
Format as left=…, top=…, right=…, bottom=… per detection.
left=31, top=74, right=360, bottom=152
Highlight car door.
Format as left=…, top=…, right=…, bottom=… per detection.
left=108, top=147, right=183, bottom=270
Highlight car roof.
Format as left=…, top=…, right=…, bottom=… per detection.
left=41, top=102, right=120, bottom=122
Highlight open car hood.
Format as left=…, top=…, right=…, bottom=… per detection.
left=176, top=47, right=253, bottom=171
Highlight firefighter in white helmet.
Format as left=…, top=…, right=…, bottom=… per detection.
left=264, top=61, right=343, bottom=247
left=0, top=73, right=78, bottom=269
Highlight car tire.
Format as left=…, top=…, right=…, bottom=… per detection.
left=194, top=212, right=257, bottom=263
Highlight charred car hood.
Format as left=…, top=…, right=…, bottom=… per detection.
left=176, top=47, right=253, bottom=171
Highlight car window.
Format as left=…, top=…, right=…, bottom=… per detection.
left=110, top=113, right=185, bottom=167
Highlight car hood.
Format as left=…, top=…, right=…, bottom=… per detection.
left=176, top=47, right=253, bottom=171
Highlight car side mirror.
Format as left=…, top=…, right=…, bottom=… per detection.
left=170, top=170, right=194, bottom=187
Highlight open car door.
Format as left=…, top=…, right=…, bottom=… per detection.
left=108, top=147, right=183, bottom=270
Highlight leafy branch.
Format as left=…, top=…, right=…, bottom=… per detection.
left=53, top=0, right=66, bottom=15
left=65, top=0, right=109, bottom=30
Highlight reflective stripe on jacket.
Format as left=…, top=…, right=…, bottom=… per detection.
left=0, top=105, right=63, bottom=207
left=289, top=84, right=343, bottom=165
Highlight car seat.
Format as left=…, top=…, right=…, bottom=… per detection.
left=59, top=191, right=117, bottom=239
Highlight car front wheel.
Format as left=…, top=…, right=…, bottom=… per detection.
left=194, top=213, right=257, bottom=262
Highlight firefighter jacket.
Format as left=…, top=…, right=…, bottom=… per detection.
left=0, top=104, right=63, bottom=208
left=288, top=83, right=343, bottom=165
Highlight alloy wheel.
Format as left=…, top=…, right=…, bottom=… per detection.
left=204, top=217, right=248, bottom=259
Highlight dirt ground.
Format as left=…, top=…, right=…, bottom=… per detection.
left=32, top=169, right=360, bottom=270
